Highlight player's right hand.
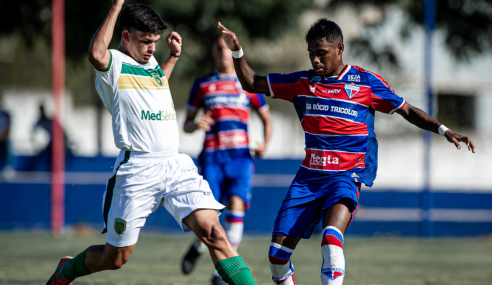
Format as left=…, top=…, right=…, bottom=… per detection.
left=197, top=111, right=214, bottom=132
left=113, top=0, right=124, bottom=6
left=218, top=22, right=241, bottom=51
left=444, top=130, right=476, bottom=153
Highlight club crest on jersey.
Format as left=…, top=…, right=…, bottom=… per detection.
left=151, top=72, right=163, bottom=86
left=114, top=218, right=127, bottom=235
left=344, top=83, right=360, bottom=99
left=310, top=86, right=316, bottom=93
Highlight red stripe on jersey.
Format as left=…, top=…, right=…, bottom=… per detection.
left=321, top=234, right=343, bottom=248
left=302, top=149, right=365, bottom=171
left=308, top=84, right=372, bottom=106
left=268, top=255, right=290, bottom=265
left=204, top=130, right=249, bottom=151
left=302, top=116, right=368, bottom=136
left=200, top=81, right=238, bottom=93
left=210, top=107, right=249, bottom=122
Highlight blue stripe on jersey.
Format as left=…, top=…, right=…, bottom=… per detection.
left=209, top=120, right=248, bottom=133
left=303, top=96, right=369, bottom=124
left=203, top=94, right=251, bottom=109
left=304, top=133, right=368, bottom=153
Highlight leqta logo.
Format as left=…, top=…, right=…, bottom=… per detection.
left=312, top=75, right=321, bottom=82
left=344, top=83, right=360, bottom=99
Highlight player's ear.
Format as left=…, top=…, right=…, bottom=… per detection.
left=122, top=30, right=131, bottom=43
left=337, top=42, right=344, bottom=56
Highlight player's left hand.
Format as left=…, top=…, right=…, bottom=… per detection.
left=166, top=31, right=182, bottom=57
left=444, top=130, right=475, bottom=153
left=253, top=142, right=267, bottom=158
left=218, top=22, right=241, bottom=51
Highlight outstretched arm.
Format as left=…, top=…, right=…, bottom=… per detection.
left=396, top=103, right=475, bottom=153
left=161, top=32, right=182, bottom=79
left=88, top=0, right=124, bottom=70
left=218, top=23, right=270, bottom=95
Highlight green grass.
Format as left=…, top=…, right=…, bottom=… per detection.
left=0, top=232, right=491, bottom=285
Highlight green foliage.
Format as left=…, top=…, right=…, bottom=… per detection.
left=1, top=0, right=313, bottom=77
left=327, top=0, right=492, bottom=66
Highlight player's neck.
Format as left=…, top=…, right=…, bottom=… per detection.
left=327, top=62, right=346, bottom=78
left=216, top=65, right=235, bottom=77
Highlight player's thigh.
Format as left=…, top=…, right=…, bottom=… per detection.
left=322, top=199, right=354, bottom=234
left=321, top=181, right=361, bottom=233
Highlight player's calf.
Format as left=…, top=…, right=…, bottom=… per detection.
left=268, top=242, right=295, bottom=285
left=321, top=226, right=345, bottom=285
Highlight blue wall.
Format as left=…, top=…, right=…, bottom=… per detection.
left=1, top=156, right=491, bottom=237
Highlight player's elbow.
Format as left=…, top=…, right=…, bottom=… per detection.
left=88, top=52, right=102, bottom=66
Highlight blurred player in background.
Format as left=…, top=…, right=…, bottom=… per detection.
left=218, top=19, right=475, bottom=285
left=46, top=2, right=256, bottom=285
left=180, top=35, right=272, bottom=285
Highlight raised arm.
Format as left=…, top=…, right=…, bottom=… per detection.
left=218, top=23, right=270, bottom=95
left=396, top=102, right=475, bottom=153
left=161, top=31, right=182, bottom=79
left=88, top=0, right=124, bottom=70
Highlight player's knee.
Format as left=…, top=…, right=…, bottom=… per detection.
left=106, top=255, right=129, bottom=270
left=201, top=223, right=229, bottom=248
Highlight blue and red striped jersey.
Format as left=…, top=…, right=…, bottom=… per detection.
left=188, top=70, right=269, bottom=163
left=267, top=65, right=406, bottom=186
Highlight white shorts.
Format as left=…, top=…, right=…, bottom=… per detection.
left=102, top=150, right=225, bottom=247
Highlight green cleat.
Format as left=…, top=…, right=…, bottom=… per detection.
left=46, top=256, right=73, bottom=285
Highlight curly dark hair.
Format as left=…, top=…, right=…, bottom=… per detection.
left=120, top=4, right=167, bottom=34
left=305, top=18, right=343, bottom=44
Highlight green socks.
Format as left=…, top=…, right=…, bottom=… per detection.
left=64, top=248, right=93, bottom=281
left=215, top=256, right=256, bottom=285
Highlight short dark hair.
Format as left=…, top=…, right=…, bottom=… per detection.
left=120, top=4, right=167, bottom=34
left=305, top=18, right=343, bottom=44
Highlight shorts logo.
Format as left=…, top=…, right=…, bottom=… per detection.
left=151, top=72, right=163, bottom=86
left=344, top=83, right=360, bottom=99
left=114, top=218, right=127, bottom=235
left=204, top=191, right=211, bottom=195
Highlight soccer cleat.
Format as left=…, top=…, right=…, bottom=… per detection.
left=211, top=274, right=228, bottom=285
left=46, top=256, right=74, bottom=285
left=181, top=243, right=202, bottom=275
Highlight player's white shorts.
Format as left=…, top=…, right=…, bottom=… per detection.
left=102, top=150, right=224, bottom=247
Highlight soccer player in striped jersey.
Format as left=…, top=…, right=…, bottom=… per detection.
left=218, top=19, right=475, bottom=285
left=180, top=35, right=272, bottom=285
left=46, top=1, right=256, bottom=285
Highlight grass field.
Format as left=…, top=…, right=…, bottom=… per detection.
left=0, top=232, right=491, bottom=285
